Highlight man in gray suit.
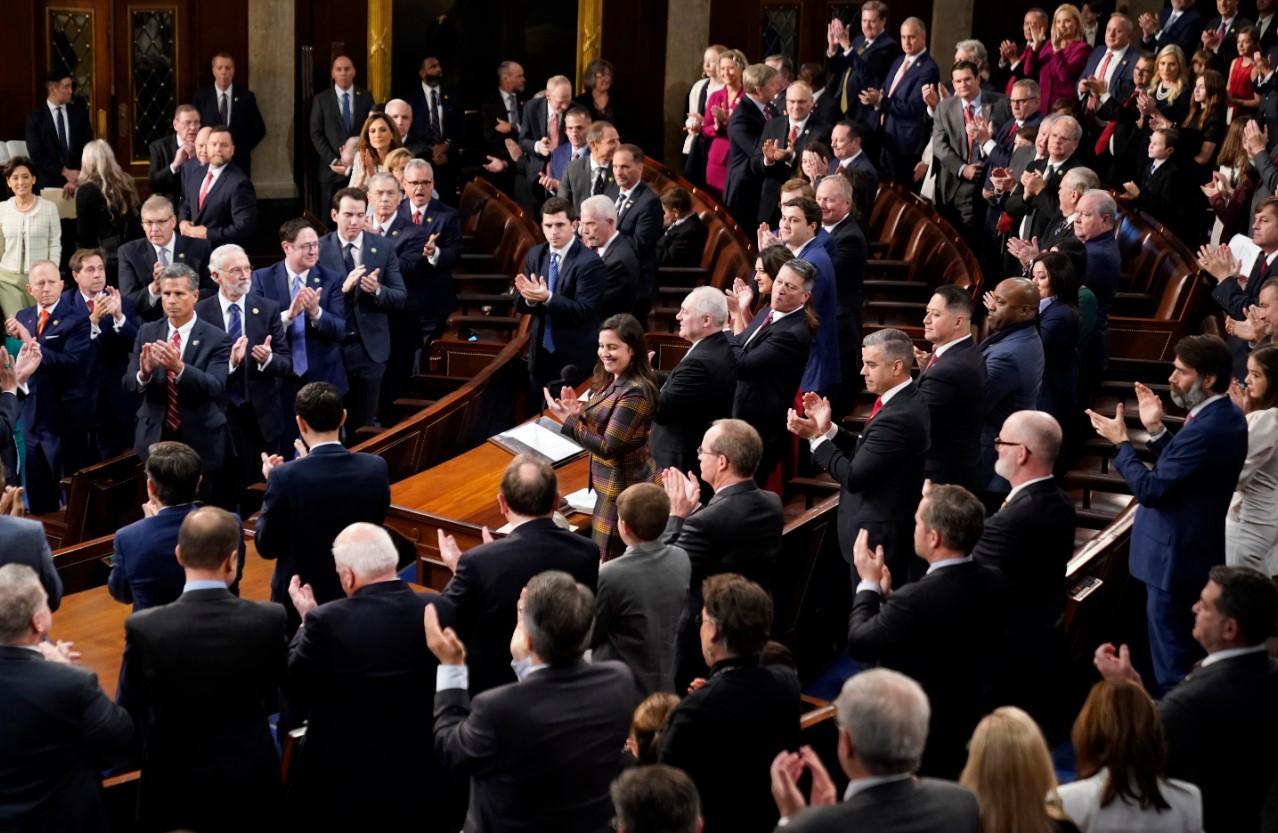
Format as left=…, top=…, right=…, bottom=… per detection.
left=558, top=120, right=619, bottom=214
left=770, top=668, right=980, bottom=832
left=932, top=59, right=1007, bottom=242
left=592, top=483, right=690, bottom=695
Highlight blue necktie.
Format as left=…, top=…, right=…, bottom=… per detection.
left=341, top=91, right=352, bottom=135
left=290, top=275, right=308, bottom=377
left=541, top=252, right=560, bottom=353
left=227, top=303, right=244, bottom=405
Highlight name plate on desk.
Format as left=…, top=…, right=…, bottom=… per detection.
left=489, top=418, right=587, bottom=465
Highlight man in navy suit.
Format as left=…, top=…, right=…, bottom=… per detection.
left=405, top=54, right=460, bottom=201
left=777, top=197, right=842, bottom=399
left=1200, top=0, right=1251, bottom=69
left=318, top=188, right=407, bottom=437
left=862, top=18, right=940, bottom=186
left=178, top=126, right=258, bottom=248
left=257, top=382, right=390, bottom=633
left=396, top=160, right=463, bottom=343
left=1138, top=0, right=1207, bottom=55
left=917, top=286, right=987, bottom=492
left=65, top=248, right=139, bottom=461
left=579, top=196, right=641, bottom=317
left=754, top=82, right=833, bottom=225
left=1087, top=334, right=1248, bottom=695
left=1077, top=15, right=1138, bottom=114
left=192, top=52, right=266, bottom=180
left=825, top=2, right=903, bottom=122
left=611, top=145, right=664, bottom=321
left=23, top=71, right=92, bottom=192
left=817, top=176, right=867, bottom=397
left=791, top=328, right=929, bottom=585
left=980, top=278, right=1044, bottom=507
left=723, top=64, right=784, bottom=229
left=108, top=441, right=246, bottom=611
left=252, top=218, right=349, bottom=427
left=119, top=195, right=214, bottom=323
left=6, top=262, right=92, bottom=514
left=516, top=76, right=574, bottom=174
left=148, top=105, right=202, bottom=211
left=308, top=54, right=373, bottom=215
left=197, top=243, right=290, bottom=498
left=125, top=264, right=233, bottom=506
left=1203, top=197, right=1278, bottom=379
left=514, top=196, right=606, bottom=392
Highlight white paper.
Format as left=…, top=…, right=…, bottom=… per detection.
left=563, top=487, right=597, bottom=514
left=496, top=421, right=583, bottom=463
left=1229, top=233, right=1263, bottom=276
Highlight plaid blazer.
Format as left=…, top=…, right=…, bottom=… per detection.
left=563, top=377, right=659, bottom=559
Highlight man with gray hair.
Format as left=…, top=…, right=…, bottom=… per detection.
left=1005, top=165, right=1099, bottom=270
left=396, top=158, right=462, bottom=349
left=1074, top=187, right=1121, bottom=377
left=0, top=563, right=134, bottom=832
left=770, top=668, right=980, bottom=831
left=651, top=286, right=737, bottom=471
left=426, top=570, right=636, bottom=833
left=846, top=483, right=1010, bottom=778
left=724, top=63, right=784, bottom=227
left=125, top=261, right=233, bottom=505
left=789, top=327, right=929, bottom=585
left=611, top=765, right=702, bottom=833
left=383, top=97, right=430, bottom=158
left=285, top=522, right=458, bottom=831
left=579, top=193, right=641, bottom=316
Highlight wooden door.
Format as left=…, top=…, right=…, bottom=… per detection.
left=112, top=1, right=192, bottom=179
left=37, top=0, right=113, bottom=141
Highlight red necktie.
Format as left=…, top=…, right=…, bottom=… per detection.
left=865, top=396, right=884, bottom=423
left=787, top=124, right=798, bottom=147
left=925, top=352, right=938, bottom=372
left=198, top=170, right=214, bottom=211
left=1094, top=92, right=1136, bottom=156
left=1096, top=51, right=1113, bottom=84
left=413, top=210, right=422, bottom=225
left=37, top=309, right=49, bottom=337
left=548, top=111, right=560, bottom=148
left=164, top=329, right=182, bottom=432
left=87, top=299, right=95, bottom=315
left=964, top=102, right=977, bottom=162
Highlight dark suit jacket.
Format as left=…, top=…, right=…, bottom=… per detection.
left=826, top=35, right=904, bottom=120
left=0, top=516, right=60, bottom=610
left=317, top=231, right=408, bottom=364
left=108, top=503, right=195, bottom=611
left=1133, top=158, right=1187, bottom=239
left=514, top=238, right=606, bottom=376
left=813, top=383, right=929, bottom=579
left=178, top=163, right=258, bottom=247
left=782, top=777, right=981, bottom=833
left=980, top=321, right=1045, bottom=491
left=406, top=83, right=461, bottom=146
left=147, top=134, right=185, bottom=208
left=877, top=53, right=941, bottom=180
left=254, top=444, right=390, bottom=624
left=1037, top=299, right=1080, bottom=424
left=1160, top=651, right=1278, bottom=833
left=0, top=392, right=16, bottom=488
left=823, top=213, right=869, bottom=313
left=1214, top=253, right=1278, bottom=378
left=61, top=289, right=139, bottom=423
left=515, top=95, right=559, bottom=167
left=1142, top=7, right=1205, bottom=55
left=847, top=561, right=1009, bottom=778
left=394, top=197, right=462, bottom=320
left=730, top=308, right=811, bottom=458
left=1079, top=44, right=1138, bottom=105
left=598, top=232, right=641, bottom=317
left=722, top=97, right=770, bottom=227
left=1203, top=15, right=1252, bottom=68
left=651, top=331, right=737, bottom=472
left=0, top=645, right=133, bottom=833
left=1004, top=156, right=1082, bottom=240
left=981, top=113, right=1043, bottom=193
left=754, top=115, right=833, bottom=223
left=309, top=85, right=373, bottom=179
left=286, top=581, right=457, bottom=832
left=24, top=100, right=92, bottom=189
left=15, top=300, right=92, bottom=438
left=662, top=480, right=783, bottom=588
left=917, top=337, right=986, bottom=491
left=124, top=317, right=232, bottom=469
left=120, top=589, right=287, bottom=833
left=558, top=153, right=617, bottom=214
left=440, top=517, right=599, bottom=695
left=659, top=656, right=801, bottom=833
left=480, top=88, right=526, bottom=157
left=1113, top=396, right=1248, bottom=594
left=250, top=262, right=349, bottom=392
left=118, top=235, right=213, bottom=322
left=656, top=214, right=708, bottom=268
left=193, top=84, right=267, bottom=162
left=195, top=293, right=291, bottom=442
left=433, top=660, right=636, bottom=833
left=615, top=182, right=664, bottom=304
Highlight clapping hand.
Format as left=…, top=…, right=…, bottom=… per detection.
left=230, top=335, right=249, bottom=368
left=482, top=155, right=509, bottom=173
left=858, top=87, right=882, bottom=107
left=1094, top=642, right=1142, bottom=685
left=4, top=317, right=31, bottom=344
left=1085, top=401, right=1129, bottom=445
left=761, top=138, right=791, bottom=163
left=149, top=339, right=183, bottom=374
left=757, top=223, right=781, bottom=251
left=423, top=232, right=439, bottom=259
left=852, top=528, right=891, bottom=595
left=250, top=335, right=274, bottom=365
left=662, top=467, right=701, bottom=519
left=542, top=385, right=583, bottom=420
left=288, top=575, right=319, bottom=621
left=730, top=276, right=754, bottom=317
left=770, top=746, right=838, bottom=819
left=261, top=451, right=286, bottom=481
left=1133, top=382, right=1165, bottom=434
left=437, top=528, right=465, bottom=573
left=35, top=639, right=79, bottom=664
left=1243, top=119, right=1270, bottom=157
left=514, top=272, right=551, bottom=303
left=0, top=484, right=24, bottom=517
left=342, top=264, right=367, bottom=294
left=424, top=603, right=467, bottom=665
left=1196, top=243, right=1242, bottom=283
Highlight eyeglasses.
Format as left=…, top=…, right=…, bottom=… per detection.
left=289, top=241, right=319, bottom=251
left=696, top=447, right=721, bottom=457
left=142, top=219, right=174, bottom=227
left=219, top=266, right=251, bottom=276
left=992, top=437, right=1031, bottom=453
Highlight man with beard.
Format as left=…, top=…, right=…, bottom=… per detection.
left=1086, top=334, right=1248, bottom=696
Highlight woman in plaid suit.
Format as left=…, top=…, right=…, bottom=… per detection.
left=545, top=313, right=660, bottom=559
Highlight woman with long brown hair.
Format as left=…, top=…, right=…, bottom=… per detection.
left=1224, top=344, right=1278, bottom=573
left=348, top=111, right=403, bottom=190
left=1204, top=116, right=1259, bottom=242
left=545, top=313, right=660, bottom=559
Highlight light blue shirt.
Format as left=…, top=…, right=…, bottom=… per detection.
left=183, top=579, right=227, bottom=592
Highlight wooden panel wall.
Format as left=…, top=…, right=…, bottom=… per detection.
left=602, top=0, right=670, bottom=158
left=297, top=0, right=370, bottom=94
left=3, top=0, right=45, bottom=141
left=190, top=0, right=250, bottom=91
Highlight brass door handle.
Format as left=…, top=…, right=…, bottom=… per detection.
left=117, top=103, right=129, bottom=138
left=96, top=108, right=107, bottom=137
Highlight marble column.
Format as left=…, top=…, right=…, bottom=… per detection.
left=663, top=0, right=711, bottom=165
left=931, top=0, right=974, bottom=68
left=247, top=0, right=296, bottom=199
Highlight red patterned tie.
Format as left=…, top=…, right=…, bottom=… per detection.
left=413, top=210, right=422, bottom=225
left=164, top=329, right=182, bottom=431
left=865, top=396, right=884, bottom=423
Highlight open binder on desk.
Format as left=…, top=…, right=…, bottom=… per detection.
left=489, top=417, right=587, bottom=465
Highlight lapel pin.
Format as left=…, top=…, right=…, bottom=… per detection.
left=252, top=308, right=260, bottom=315
left=192, top=339, right=200, bottom=347
left=391, top=230, right=399, bottom=237
left=370, top=246, right=377, bottom=254
left=313, top=277, right=320, bottom=284
left=177, top=253, right=186, bottom=260
left=427, top=216, right=433, bottom=222
left=52, top=320, right=59, bottom=327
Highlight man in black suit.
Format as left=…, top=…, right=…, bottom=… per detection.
left=792, top=328, right=929, bottom=584
left=396, top=160, right=464, bottom=344
left=124, top=264, right=232, bottom=505
left=825, top=2, right=904, bottom=121
left=197, top=243, right=290, bottom=501
left=308, top=54, right=373, bottom=214
left=1121, top=127, right=1187, bottom=241
left=652, top=287, right=737, bottom=471
left=611, top=145, right=664, bottom=321
left=1096, top=565, right=1278, bottom=833
left=973, top=410, right=1075, bottom=740
left=285, top=522, right=460, bottom=833
left=256, top=382, right=390, bottom=633
left=435, top=454, right=599, bottom=695
left=517, top=75, right=574, bottom=172
left=579, top=195, right=641, bottom=317
left=24, top=70, right=92, bottom=193
left=755, top=81, right=832, bottom=224
left=1201, top=0, right=1251, bottom=68
left=426, top=570, right=636, bottom=833
left=318, top=187, right=407, bottom=436
left=178, top=126, right=258, bottom=248
left=479, top=60, right=527, bottom=193
left=405, top=54, right=460, bottom=201
left=514, top=196, right=606, bottom=392
left=1138, top=0, right=1207, bottom=55
left=656, top=187, right=708, bottom=268
left=0, top=563, right=133, bottom=833
left=148, top=104, right=201, bottom=211
left=1257, top=0, right=1278, bottom=51
left=915, top=286, right=986, bottom=491
left=829, top=120, right=881, bottom=197
left=119, top=195, right=214, bottom=323
left=817, top=175, right=868, bottom=389
left=192, top=52, right=266, bottom=179
left=846, top=483, right=1009, bottom=779
left=612, top=767, right=703, bottom=833
left=724, top=63, right=784, bottom=229
left=119, top=506, right=287, bottom=833
left=382, top=98, right=430, bottom=159
left=770, top=668, right=981, bottom=832
left=996, top=115, right=1083, bottom=247
left=729, top=258, right=813, bottom=480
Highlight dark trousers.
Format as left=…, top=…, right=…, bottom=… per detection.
left=225, top=400, right=271, bottom=510
left=1145, top=581, right=1204, bottom=697
left=24, top=432, right=65, bottom=514
left=341, top=341, right=385, bottom=440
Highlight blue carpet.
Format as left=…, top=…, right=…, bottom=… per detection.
left=399, top=563, right=417, bottom=583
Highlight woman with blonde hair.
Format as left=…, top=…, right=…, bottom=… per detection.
left=960, top=706, right=1081, bottom=833
left=0, top=157, right=59, bottom=316
left=75, top=139, right=141, bottom=279
left=383, top=147, right=414, bottom=190
left=683, top=45, right=727, bottom=185
left=1023, top=4, right=1090, bottom=113
left=701, top=49, right=747, bottom=198
left=348, top=111, right=403, bottom=189
left=1148, top=45, right=1191, bottom=124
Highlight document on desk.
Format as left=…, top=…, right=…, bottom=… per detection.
left=563, top=487, right=598, bottom=514
left=489, top=418, right=586, bottom=465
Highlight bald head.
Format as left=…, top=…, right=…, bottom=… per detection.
left=987, top=278, right=1038, bottom=331
left=994, top=410, right=1061, bottom=484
